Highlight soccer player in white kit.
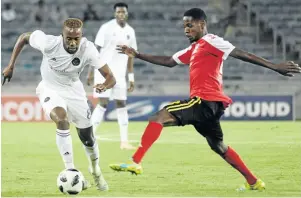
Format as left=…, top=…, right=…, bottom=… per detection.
left=2, top=18, right=116, bottom=191
left=87, top=2, right=137, bottom=150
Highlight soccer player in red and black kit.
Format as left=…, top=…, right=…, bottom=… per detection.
left=109, top=8, right=301, bottom=191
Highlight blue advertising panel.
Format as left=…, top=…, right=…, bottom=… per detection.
left=104, top=95, right=294, bottom=121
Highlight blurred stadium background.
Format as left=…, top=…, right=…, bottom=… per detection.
left=1, top=0, right=301, bottom=121
left=1, top=0, right=301, bottom=196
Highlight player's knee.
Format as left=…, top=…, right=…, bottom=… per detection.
left=115, top=100, right=126, bottom=108
left=83, top=138, right=95, bottom=147
left=100, top=104, right=108, bottom=109
left=98, top=99, right=109, bottom=108
left=210, top=144, right=224, bottom=155
left=50, top=107, right=69, bottom=129
left=77, top=126, right=95, bottom=147
left=56, top=118, right=69, bottom=129
left=207, top=137, right=227, bottom=155
left=219, top=142, right=228, bottom=154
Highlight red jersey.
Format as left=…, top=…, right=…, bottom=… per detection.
left=172, top=34, right=235, bottom=107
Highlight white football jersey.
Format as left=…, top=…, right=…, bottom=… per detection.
left=29, top=30, right=105, bottom=89
left=94, top=19, right=137, bottom=79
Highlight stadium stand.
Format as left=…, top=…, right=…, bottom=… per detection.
left=2, top=0, right=300, bottom=98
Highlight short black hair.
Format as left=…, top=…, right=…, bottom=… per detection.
left=184, top=8, right=207, bottom=21
left=114, top=2, right=128, bottom=10
left=64, top=18, right=83, bottom=29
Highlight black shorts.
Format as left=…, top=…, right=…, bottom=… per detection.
left=164, top=97, right=225, bottom=140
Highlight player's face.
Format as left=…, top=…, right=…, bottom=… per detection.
left=115, top=7, right=128, bottom=25
left=183, top=16, right=204, bottom=43
left=62, top=27, right=82, bottom=54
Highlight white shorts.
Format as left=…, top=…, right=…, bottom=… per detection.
left=93, top=71, right=127, bottom=100
left=36, top=81, right=92, bottom=128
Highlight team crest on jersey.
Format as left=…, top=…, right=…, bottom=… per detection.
left=127, top=35, right=130, bottom=40
left=44, top=97, right=50, bottom=102
left=72, top=58, right=80, bottom=66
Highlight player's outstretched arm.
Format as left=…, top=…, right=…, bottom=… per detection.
left=2, top=32, right=31, bottom=85
left=93, top=64, right=116, bottom=93
left=230, top=48, right=301, bottom=77
left=117, top=45, right=177, bottom=67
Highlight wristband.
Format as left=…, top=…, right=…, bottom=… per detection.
left=128, top=73, right=134, bottom=82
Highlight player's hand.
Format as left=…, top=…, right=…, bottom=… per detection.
left=93, top=83, right=107, bottom=93
left=116, top=45, right=138, bottom=58
left=274, top=61, right=301, bottom=77
left=87, top=75, right=94, bottom=86
left=2, top=66, right=14, bottom=85
left=128, top=81, right=135, bottom=92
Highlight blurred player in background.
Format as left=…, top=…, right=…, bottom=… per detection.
left=2, top=18, right=116, bottom=191
left=110, top=8, right=301, bottom=190
left=87, top=2, right=137, bottom=150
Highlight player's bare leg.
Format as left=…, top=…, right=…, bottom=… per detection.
left=50, top=107, right=75, bottom=170
left=77, top=127, right=108, bottom=191
left=115, top=99, right=136, bottom=150
left=205, top=135, right=265, bottom=191
left=109, top=108, right=177, bottom=174
left=91, top=98, right=109, bottom=134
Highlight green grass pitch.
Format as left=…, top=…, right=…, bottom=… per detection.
left=2, top=121, right=301, bottom=197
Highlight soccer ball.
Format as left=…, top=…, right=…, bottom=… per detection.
left=57, top=169, right=85, bottom=195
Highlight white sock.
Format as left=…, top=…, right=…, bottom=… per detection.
left=83, top=141, right=100, bottom=174
left=117, top=107, right=129, bottom=142
left=56, top=129, right=74, bottom=169
left=91, top=104, right=106, bottom=134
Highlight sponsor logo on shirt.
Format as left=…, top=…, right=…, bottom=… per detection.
left=44, top=97, right=50, bottom=102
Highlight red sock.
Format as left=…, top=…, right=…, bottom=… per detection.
left=132, top=122, right=163, bottom=164
left=223, top=146, right=257, bottom=185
